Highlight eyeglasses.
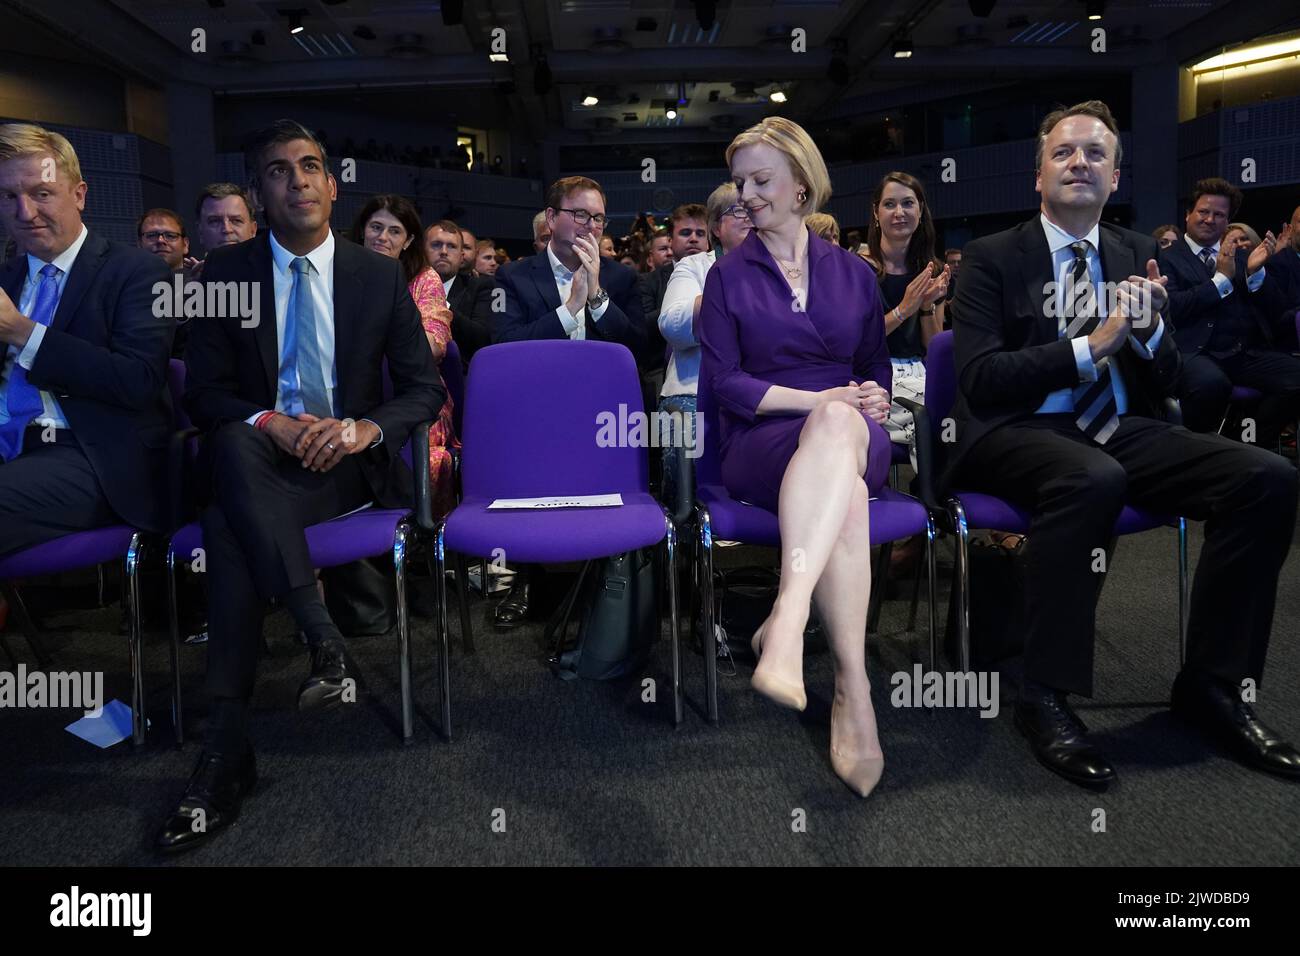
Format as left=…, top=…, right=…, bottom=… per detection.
left=557, top=208, right=609, bottom=228
left=142, top=230, right=183, bottom=242
left=723, top=205, right=751, bottom=221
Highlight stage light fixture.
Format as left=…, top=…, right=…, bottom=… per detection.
left=582, top=93, right=599, bottom=106
left=892, top=37, right=913, bottom=58
left=769, top=89, right=787, bottom=103
left=693, top=0, right=717, bottom=31
left=283, top=9, right=305, bottom=34
left=665, top=105, right=678, bottom=120
left=1086, top=0, right=1105, bottom=19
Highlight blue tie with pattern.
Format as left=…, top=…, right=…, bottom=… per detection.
left=281, top=256, right=333, bottom=418
left=0, top=263, right=62, bottom=461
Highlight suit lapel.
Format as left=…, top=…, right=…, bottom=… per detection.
left=1, top=254, right=26, bottom=306
left=50, top=231, right=110, bottom=333
left=331, top=238, right=364, bottom=414
left=1016, top=221, right=1056, bottom=342
left=529, top=252, right=561, bottom=313
left=248, top=233, right=280, bottom=402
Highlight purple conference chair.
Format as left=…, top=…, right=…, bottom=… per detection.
left=0, top=358, right=188, bottom=747
left=434, top=341, right=681, bottom=738
left=1217, top=384, right=1264, bottom=441
left=900, top=330, right=1189, bottom=673
left=165, top=364, right=435, bottom=744
left=693, top=367, right=938, bottom=725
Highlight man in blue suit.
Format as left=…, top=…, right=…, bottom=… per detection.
left=1159, top=177, right=1300, bottom=444
left=0, top=123, right=172, bottom=558
left=487, top=176, right=645, bottom=628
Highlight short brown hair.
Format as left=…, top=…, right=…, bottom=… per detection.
left=195, top=182, right=255, bottom=220
left=427, top=219, right=461, bottom=237
left=0, top=123, right=82, bottom=185
left=544, top=175, right=606, bottom=213
left=670, top=203, right=707, bottom=228
left=1035, top=100, right=1122, bottom=172
left=137, top=207, right=186, bottom=238
left=1189, top=177, right=1243, bottom=220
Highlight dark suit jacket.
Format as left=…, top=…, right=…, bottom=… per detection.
left=444, top=271, right=495, bottom=369
left=637, top=262, right=674, bottom=371
left=945, top=219, right=1181, bottom=487
left=1263, top=247, right=1300, bottom=351
left=490, top=251, right=645, bottom=353
left=184, top=232, right=444, bottom=510
left=1159, top=239, right=1276, bottom=354
left=2, top=230, right=173, bottom=531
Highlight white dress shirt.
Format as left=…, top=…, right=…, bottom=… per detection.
left=0, top=224, right=90, bottom=431
left=1183, top=232, right=1265, bottom=298
left=659, top=249, right=716, bottom=396
left=547, top=243, right=609, bottom=340
left=1035, top=214, right=1164, bottom=416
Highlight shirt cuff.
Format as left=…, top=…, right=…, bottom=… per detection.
left=556, top=304, right=581, bottom=336
left=1128, top=317, right=1164, bottom=358
left=360, top=418, right=383, bottom=447
left=17, top=322, right=46, bottom=369
left=1246, top=267, right=1265, bottom=292
left=1213, top=273, right=1233, bottom=298
left=244, top=410, right=273, bottom=427
left=589, top=297, right=609, bottom=322
left=1071, top=335, right=1097, bottom=382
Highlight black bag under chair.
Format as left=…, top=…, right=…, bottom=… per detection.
left=545, top=549, right=657, bottom=681
left=945, top=534, right=1026, bottom=672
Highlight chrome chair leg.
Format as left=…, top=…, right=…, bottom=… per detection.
left=394, top=518, right=414, bottom=743
left=126, top=533, right=146, bottom=748
left=451, top=551, right=475, bottom=654
left=925, top=515, right=939, bottom=670
left=949, top=500, right=971, bottom=673
left=697, top=507, right=719, bottom=724
left=663, top=511, right=683, bottom=726
left=433, top=522, right=453, bottom=741
left=166, top=543, right=184, bottom=746
left=1177, top=517, right=1189, bottom=668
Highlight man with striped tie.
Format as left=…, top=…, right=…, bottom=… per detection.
left=0, top=123, right=172, bottom=558
left=946, top=101, right=1299, bottom=790
left=162, top=120, right=443, bottom=852
left=1159, top=177, right=1300, bottom=440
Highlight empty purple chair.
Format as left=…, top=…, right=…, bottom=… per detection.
left=902, top=330, right=1188, bottom=672
left=165, top=363, right=435, bottom=744
left=0, top=358, right=189, bottom=748
left=434, top=341, right=681, bottom=738
left=693, top=364, right=937, bottom=725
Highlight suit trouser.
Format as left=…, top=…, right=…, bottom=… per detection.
left=203, top=423, right=372, bottom=699
left=0, top=429, right=119, bottom=558
left=1179, top=349, right=1300, bottom=442
left=956, top=414, right=1296, bottom=696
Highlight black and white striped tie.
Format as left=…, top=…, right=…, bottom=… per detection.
left=1065, top=241, right=1119, bottom=444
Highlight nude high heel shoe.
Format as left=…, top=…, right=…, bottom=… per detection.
left=750, top=622, right=807, bottom=712
left=830, top=697, right=884, bottom=798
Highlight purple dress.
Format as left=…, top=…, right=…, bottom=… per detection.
left=699, top=228, right=892, bottom=511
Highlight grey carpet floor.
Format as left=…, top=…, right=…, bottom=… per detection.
left=2, top=515, right=1299, bottom=866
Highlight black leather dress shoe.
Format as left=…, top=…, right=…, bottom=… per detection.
left=1171, top=669, right=1300, bottom=780
left=297, top=639, right=356, bottom=712
left=493, top=578, right=531, bottom=630
left=1013, top=685, right=1117, bottom=789
left=155, top=746, right=256, bottom=854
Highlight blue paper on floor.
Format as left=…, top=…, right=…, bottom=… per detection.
left=64, top=699, right=144, bottom=748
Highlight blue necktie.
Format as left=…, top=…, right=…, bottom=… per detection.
left=0, top=263, right=62, bottom=461
left=279, top=257, right=333, bottom=418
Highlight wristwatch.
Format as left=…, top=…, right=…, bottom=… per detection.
left=587, top=288, right=609, bottom=310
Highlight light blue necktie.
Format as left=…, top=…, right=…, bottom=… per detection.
left=0, top=263, right=61, bottom=461
left=279, top=257, right=333, bottom=418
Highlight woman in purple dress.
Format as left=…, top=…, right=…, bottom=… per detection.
left=699, top=117, right=893, bottom=799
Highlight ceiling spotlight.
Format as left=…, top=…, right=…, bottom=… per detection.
left=582, top=94, right=600, bottom=106
left=1086, top=0, right=1105, bottom=19
left=665, top=105, right=678, bottom=120
left=693, top=0, right=717, bottom=31
left=490, top=52, right=509, bottom=63
left=892, top=37, right=913, bottom=58
left=769, top=89, right=787, bottom=103
left=968, top=0, right=996, bottom=16
left=282, top=9, right=305, bottom=34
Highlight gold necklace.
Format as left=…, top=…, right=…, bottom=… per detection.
left=774, top=255, right=803, bottom=279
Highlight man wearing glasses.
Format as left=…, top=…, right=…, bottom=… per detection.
left=137, top=208, right=189, bottom=273
left=488, top=175, right=646, bottom=629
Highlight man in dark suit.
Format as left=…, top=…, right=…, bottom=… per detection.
left=1160, top=178, right=1300, bottom=443
left=0, top=123, right=172, bottom=557
left=637, top=202, right=711, bottom=373
left=947, top=101, right=1299, bottom=790
left=425, top=218, right=493, bottom=370
left=488, top=175, right=645, bottom=627
left=156, top=119, right=443, bottom=853
left=1262, top=204, right=1300, bottom=352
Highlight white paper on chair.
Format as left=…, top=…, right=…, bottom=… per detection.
left=487, top=494, right=624, bottom=510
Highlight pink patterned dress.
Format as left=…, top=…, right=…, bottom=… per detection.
left=408, top=267, right=459, bottom=520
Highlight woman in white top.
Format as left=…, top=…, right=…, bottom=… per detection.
left=657, top=182, right=753, bottom=507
